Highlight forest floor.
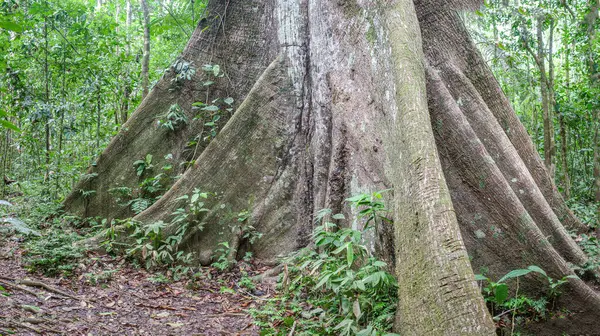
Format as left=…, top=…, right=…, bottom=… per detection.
left=0, top=230, right=274, bottom=336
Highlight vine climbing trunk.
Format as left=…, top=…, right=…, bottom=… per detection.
left=64, top=0, right=600, bottom=334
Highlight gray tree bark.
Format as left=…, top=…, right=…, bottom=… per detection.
left=63, top=0, right=600, bottom=334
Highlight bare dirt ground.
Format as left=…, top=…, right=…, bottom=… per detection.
left=0, top=235, right=272, bottom=336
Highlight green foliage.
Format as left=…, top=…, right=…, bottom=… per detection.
left=469, top=1, right=600, bottom=207
left=84, top=268, right=118, bottom=285
left=133, top=154, right=154, bottom=177
left=211, top=241, right=232, bottom=271
left=158, top=103, right=188, bottom=131
left=188, top=64, right=234, bottom=144
left=0, top=0, right=203, bottom=202
left=100, top=188, right=214, bottom=279
left=171, top=58, right=196, bottom=84
left=238, top=270, right=256, bottom=291
left=23, top=230, right=87, bottom=276
left=572, top=233, right=600, bottom=277
left=476, top=266, right=576, bottom=331
left=568, top=200, right=598, bottom=229
left=345, top=189, right=392, bottom=230
left=106, top=218, right=194, bottom=276
left=253, top=193, right=398, bottom=336
left=113, top=159, right=176, bottom=214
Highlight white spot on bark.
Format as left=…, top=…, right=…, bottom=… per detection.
left=474, top=230, right=486, bottom=239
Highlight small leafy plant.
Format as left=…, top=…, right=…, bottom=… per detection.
left=345, top=189, right=392, bottom=230
left=476, top=265, right=577, bottom=332
left=252, top=191, right=398, bottom=336
left=100, top=189, right=213, bottom=279
left=133, top=154, right=154, bottom=177
left=158, top=103, right=188, bottom=131
left=23, top=230, right=87, bottom=276
left=211, top=241, right=232, bottom=271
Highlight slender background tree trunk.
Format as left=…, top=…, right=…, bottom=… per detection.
left=140, top=0, right=150, bottom=100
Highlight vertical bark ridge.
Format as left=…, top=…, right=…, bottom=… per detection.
left=438, top=62, right=586, bottom=266
left=385, top=1, right=494, bottom=334
left=418, top=2, right=600, bottom=333
left=416, top=1, right=586, bottom=234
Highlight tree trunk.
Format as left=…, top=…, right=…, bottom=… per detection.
left=121, top=0, right=133, bottom=124
left=560, top=22, right=571, bottom=199
left=140, top=0, right=150, bottom=99
left=44, top=16, right=51, bottom=178
left=537, top=16, right=555, bottom=178
left=64, top=0, right=600, bottom=334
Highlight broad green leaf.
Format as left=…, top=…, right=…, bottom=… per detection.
left=355, top=280, right=366, bottom=291
left=346, top=244, right=354, bottom=266
left=345, top=194, right=368, bottom=203
left=527, top=265, right=547, bottom=277
left=0, top=119, right=21, bottom=132
left=315, top=273, right=332, bottom=289
left=474, top=274, right=488, bottom=281
left=0, top=20, right=23, bottom=32
left=494, top=283, right=509, bottom=304
left=333, top=242, right=349, bottom=254
left=498, top=269, right=531, bottom=283
left=201, top=105, right=219, bottom=112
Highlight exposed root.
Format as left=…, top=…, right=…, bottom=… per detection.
left=19, top=279, right=80, bottom=301
left=0, top=278, right=41, bottom=299
left=0, top=276, right=81, bottom=301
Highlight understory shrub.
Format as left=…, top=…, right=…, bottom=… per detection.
left=251, top=191, right=399, bottom=336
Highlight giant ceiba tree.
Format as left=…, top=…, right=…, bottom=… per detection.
left=63, top=0, right=600, bottom=334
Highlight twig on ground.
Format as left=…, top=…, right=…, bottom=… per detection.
left=0, top=319, right=43, bottom=334
left=196, top=312, right=248, bottom=317
left=134, top=303, right=178, bottom=310
left=0, top=278, right=41, bottom=299
left=19, top=279, right=80, bottom=301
